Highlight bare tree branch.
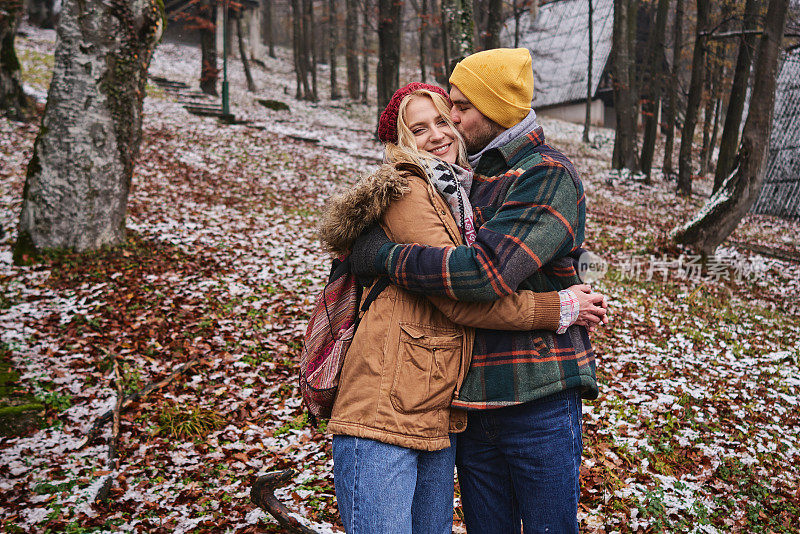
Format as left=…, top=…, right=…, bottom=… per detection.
left=79, top=357, right=202, bottom=450
left=251, top=470, right=318, bottom=533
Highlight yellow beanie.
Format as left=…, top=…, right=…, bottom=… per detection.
left=449, top=48, right=533, bottom=129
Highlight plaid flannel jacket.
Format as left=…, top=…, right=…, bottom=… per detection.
left=378, top=127, right=599, bottom=408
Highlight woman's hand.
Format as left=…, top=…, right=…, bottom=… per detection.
left=567, top=284, right=608, bottom=332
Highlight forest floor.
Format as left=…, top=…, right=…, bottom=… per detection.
left=1, top=24, right=799, bottom=533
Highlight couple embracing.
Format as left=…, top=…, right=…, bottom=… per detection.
left=318, top=48, right=608, bottom=534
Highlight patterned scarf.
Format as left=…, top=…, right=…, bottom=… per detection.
left=423, top=159, right=477, bottom=245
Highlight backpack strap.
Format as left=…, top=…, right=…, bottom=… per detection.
left=329, top=256, right=352, bottom=283
left=354, top=277, right=390, bottom=329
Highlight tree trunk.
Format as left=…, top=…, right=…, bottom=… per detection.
left=360, top=0, right=371, bottom=104
left=292, top=0, right=305, bottom=99
left=626, top=0, right=639, bottom=128
left=318, top=3, right=328, bottom=65
left=713, top=0, right=759, bottom=193
left=513, top=0, right=522, bottom=48
left=638, top=0, right=669, bottom=180
left=440, top=2, right=451, bottom=76
left=199, top=0, right=218, bottom=96
left=27, top=0, right=58, bottom=29
left=699, top=61, right=713, bottom=177
left=291, top=0, right=311, bottom=99
left=442, top=0, right=474, bottom=72
left=13, top=0, right=164, bottom=261
left=1, top=0, right=34, bottom=121
left=708, top=95, right=721, bottom=168
left=483, top=0, right=502, bottom=50
left=262, top=0, right=275, bottom=58
left=236, top=10, right=256, bottom=92
left=611, top=0, right=637, bottom=170
left=583, top=0, right=593, bottom=143
left=419, top=0, right=428, bottom=82
left=699, top=42, right=723, bottom=177
left=671, top=0, right=789, bottom=254
left=473, top=0, right=485, bottom=48
left=303, top=0, right=318, bottom=101
left=662, top=0, right=684, bottom=178
left=429, top=4, right=447, bottom=83
left=328, top=0, right=340, bottom=99
left=345, top=0, right=360, bottom=99
left=676, top=0, right=710, bottom=196
left=377, top=0, right=402, bottom=117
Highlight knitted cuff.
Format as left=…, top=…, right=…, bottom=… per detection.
left=557, top=289, right=580, bottom=334
left=375, top=242, right=394, bottom=275
left=530, top=291, right=561, bottom=332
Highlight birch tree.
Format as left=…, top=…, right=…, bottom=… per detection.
left=442, top=0, right=473, bottom=74
left=235, top=7, right=256, bottom=92
left=14, top=0, right=164, bottom=262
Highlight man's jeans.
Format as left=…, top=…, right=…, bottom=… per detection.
left=456, top=388, right=583, bottom=534
left=332, top=434, right=456, bottom=534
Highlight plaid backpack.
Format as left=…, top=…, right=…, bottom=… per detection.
left=299, top=256, right=388, bottom=426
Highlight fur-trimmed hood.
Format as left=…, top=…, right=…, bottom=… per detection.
left=319, top=163, right=423, bottom=255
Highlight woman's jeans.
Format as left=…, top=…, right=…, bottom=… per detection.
left=456, top=388, right=583, bottom=534
left=332, top=434, right=456, bottom=534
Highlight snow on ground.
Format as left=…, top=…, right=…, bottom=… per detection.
left=1, top=24, right=799, bottom=533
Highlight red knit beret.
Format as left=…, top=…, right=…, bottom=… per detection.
left=377, top=82, right=452, bottom=144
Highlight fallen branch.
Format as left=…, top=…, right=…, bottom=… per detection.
left=588, top=211, right=800, bottom=262
left=110, top=357, right=123, bottom=468
left=79, top=357, right=202, bottom=449
left=728, top=240, right=800, bottom=263
left=94, top=357, right=125, bottom=504
left=251, top=469, right=317, bottom=534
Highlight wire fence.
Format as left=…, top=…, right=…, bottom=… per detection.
left=752, top=49, right=800, bottom=220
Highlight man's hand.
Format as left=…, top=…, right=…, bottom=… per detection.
left=567, top=284, right=608, bottom=333
left=350, top=224, right=392, bottom=277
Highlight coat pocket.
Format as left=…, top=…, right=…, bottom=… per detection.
left=390, top=323, right=463, bottom=414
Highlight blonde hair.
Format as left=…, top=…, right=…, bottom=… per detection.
left=384, top=90, right=470, bottom=169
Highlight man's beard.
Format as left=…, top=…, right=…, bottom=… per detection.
left=458, top=120, right=505, bottom=155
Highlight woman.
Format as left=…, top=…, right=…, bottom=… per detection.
left=318, top=83, right=605, bottom=533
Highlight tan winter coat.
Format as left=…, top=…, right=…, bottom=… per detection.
left=318, top=162, right=562, bottom=451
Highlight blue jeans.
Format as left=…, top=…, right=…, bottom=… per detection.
left=456, top=388, right=583, bottom=534
left=332, top=434, right=456, bottom=534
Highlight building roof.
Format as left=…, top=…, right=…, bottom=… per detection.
left=752, top=48, right=800, bottom=219
left=501, top=0, right=615, bottom=109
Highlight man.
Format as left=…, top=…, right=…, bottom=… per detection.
left=351, top=48, right=600, bottom=532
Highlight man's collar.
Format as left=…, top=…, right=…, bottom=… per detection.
left=497, top=126, right=546, bottom=164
